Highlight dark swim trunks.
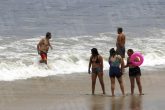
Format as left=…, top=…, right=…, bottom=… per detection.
left=116, top=47, right=125, bottom=58
left=129, top=66, right=141, bottom=77
left=40, top=51, right=47, bottom=60
left=109, top=66, right=122, bottom=78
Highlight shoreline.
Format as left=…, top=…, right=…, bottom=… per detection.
left=0, top=68, right=165, bottom=110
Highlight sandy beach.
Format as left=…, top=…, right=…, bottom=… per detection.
left=0, top=68, right=165, bottom=110
left=0, top=0, right=164, bottom=109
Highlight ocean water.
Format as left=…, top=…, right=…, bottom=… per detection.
left=0, top=0, right=165, bottom=81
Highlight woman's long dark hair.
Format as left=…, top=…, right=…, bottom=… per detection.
left=128, top=49, right=134, bottom=54
left=109, top=48, right=116, bottom=57
left=91, top=48, right=99, bottom=56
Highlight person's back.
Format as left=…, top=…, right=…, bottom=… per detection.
left=108, top=48, right=125, bottom=96
left=117, top=33, right=125, bottom=48
left=116, top=27, right=126, bottom=58
left=109, top=54, right=122, bottom=78
left=109, top=55, right=121, bottom=67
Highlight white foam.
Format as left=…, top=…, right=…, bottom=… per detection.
left=0, top=29, right=165, bottom=81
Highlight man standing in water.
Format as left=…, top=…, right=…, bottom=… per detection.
left=116, top=27, right=125, bottom=74
left=37, top=32, right=53, bottom=64
left=116, top=27, right=126, bottom=59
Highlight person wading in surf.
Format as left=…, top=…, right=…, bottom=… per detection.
left=37, top=32, right=53, bottom=64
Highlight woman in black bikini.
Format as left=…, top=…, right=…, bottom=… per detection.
left=88, top=48, right=105, bottom=95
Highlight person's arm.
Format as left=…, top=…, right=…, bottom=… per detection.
left=88, top=56, right=92, bottom=74
left=108, top=56, right=111, bottom=65
left=48, top=40, right=53, bottom=50
left=120, top=57, right=124, bottom=74
left=124, top=64, right=128, bottom=68
left=99, top=55, right=103, bottom=73
left=117, top=34, right=125, bottom=48
left=116, top=35, right=119, bottom=47
left=124, top=58, right=129, bottom=68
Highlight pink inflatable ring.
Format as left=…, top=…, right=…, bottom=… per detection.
left=130, top=52, right=144, bottom=66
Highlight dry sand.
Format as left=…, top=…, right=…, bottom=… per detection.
left=0, top=68, right=165, bottom=110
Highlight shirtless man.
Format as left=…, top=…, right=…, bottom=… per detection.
left=116, top=27, right=126, bottom=58
left=37, top=32, right=53, bottom=64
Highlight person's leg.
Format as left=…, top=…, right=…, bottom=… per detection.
left=136, top=76, right=143, bottom=95
left=40, top=53, right=47, bottom=64
left=129, top=77, right=135, bottom=95
left=121, top=58, right=125, bottom=75
left=110, top=77, right=115, bottom=96
left=43, top=59, right=47, bottom=64
left=40, top=59, right=47, bottom=64
left=98, top=73, right=105, bottom=94
left=121, top=48, right=125, bottom=73
left=44, top=54, right=47, bottom=64
left=91, top=73, right=97, bottom=95
left=117, top=76, right=125, bottom=96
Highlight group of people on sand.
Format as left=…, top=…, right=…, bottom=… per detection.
left=88, top=28, right=143, bottom=96
left=37, top=28, right=143, bottom=96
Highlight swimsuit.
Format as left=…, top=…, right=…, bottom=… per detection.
left=91, top=56, right=102, bottom=74
left=40, top=51, right=47, bottom=60
left=92, top=67, right=102, bottom=74
left=116, top=46, right=125, bottom=58
left=39, top=38, right=49, bottom=60
left=91, top=56, right=100, bottom=64
left=127, top=57, right=141, bottom=77
left=109, top=55, right=122, bottom=78
left=129, top=66, right=141, bottom=77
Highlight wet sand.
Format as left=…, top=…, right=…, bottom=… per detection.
left=0, top=68, right=165, bottom=110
